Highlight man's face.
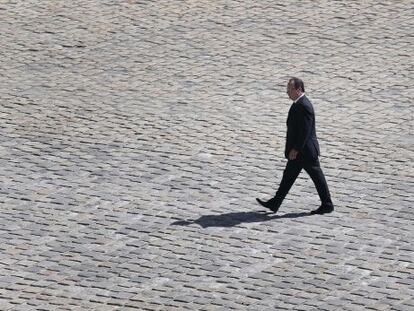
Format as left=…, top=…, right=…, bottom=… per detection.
left=286, top=80, right=300, bottom=100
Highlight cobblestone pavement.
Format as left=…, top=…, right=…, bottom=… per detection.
left=1, top=1, right=413, bottom=310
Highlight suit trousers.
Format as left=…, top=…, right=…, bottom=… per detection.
left=275, top=157, right=333, bottom=206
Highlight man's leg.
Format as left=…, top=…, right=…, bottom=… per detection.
left=257, top=160, right=302, bottom=212
left=273, top=159, right=303, bottom=206
left=303, top=159, right=333, bottom=211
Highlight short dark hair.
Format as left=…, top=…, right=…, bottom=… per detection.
left=289, top=77, right=305, bottom=92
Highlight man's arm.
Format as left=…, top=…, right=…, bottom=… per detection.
left=293, top=104, right=313, bottom=154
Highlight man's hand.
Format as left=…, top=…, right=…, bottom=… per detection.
left=288, top=149, right=298, bottom=160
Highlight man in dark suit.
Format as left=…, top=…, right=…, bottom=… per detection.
left=256, top=77, right=334, bottom=215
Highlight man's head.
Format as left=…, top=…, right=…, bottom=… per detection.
left=287, top=77, right=305, bottom=101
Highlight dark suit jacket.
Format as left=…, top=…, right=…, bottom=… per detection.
left=285, top=95, right=320, bottom=161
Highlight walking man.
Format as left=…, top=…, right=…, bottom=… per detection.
left=256, top=77, right=334, bottom=215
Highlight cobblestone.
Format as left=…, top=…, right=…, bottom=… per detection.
left=1, top=0, right=413, bottom=310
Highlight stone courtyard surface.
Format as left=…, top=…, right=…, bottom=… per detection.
left=0, top=1, right=413, bottom=310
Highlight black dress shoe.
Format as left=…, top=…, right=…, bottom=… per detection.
left=310, top=205, right=334, bottom=215
left=256, top=198, right=280, bottom=213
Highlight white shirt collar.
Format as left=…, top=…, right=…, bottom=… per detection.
left=293, top=93, right=305, bottom=103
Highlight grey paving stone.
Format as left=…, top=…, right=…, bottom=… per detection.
left=0, top=0, right=413, bottom=310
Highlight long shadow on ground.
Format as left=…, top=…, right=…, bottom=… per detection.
left=171, top=211, right=311, bottom=228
